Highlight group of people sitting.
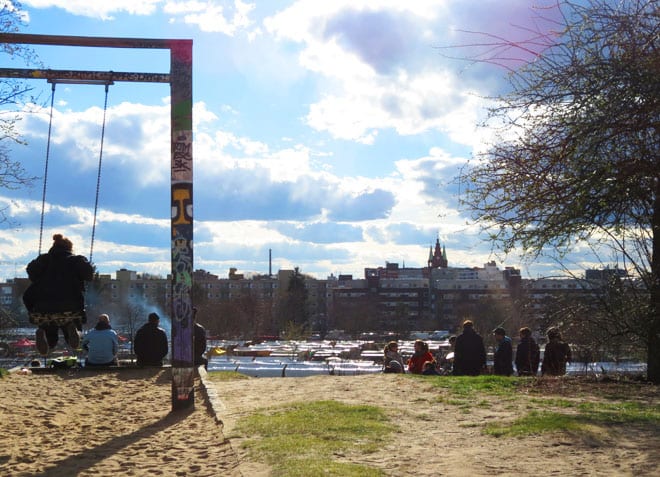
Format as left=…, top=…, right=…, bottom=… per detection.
left=77, top=311, right=206, bottom=368
left=22, top=233, right=208, bottom=368
left=382, top=320, right=572, bottom=377
left=79, top=312, right=171, bottom=367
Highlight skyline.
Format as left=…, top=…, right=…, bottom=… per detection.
left=0, top=1, right=604, bottom=282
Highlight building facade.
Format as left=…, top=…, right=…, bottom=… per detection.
left=0, top=238, right=622, bottom=339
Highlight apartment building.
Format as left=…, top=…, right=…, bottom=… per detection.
left=0, top=238, right=624, bottom=338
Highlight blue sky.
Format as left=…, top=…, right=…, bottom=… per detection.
left=0, top=0, right=591, bottom=282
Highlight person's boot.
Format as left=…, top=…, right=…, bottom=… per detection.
left=35, top=328, right=49, bottom=356
left=65, top=321, right=81, bottom=350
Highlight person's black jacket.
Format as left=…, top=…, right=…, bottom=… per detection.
left=541, top=339, right=572, bottom=376
left=134, top=322, right=169, bottom=366
left=515, top=337, right=540, bottom=376
left=193, top=322, right=207, bottom=366
left=493, top=336, right=514, bottom=376
left=453, top=327, right=486, bottom=376
left=23, top=245, right=94, bottom=314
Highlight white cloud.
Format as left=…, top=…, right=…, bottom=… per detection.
left=18, top=100, right=172, bottom=186
left=164, top=0, right=255, bottom=35
left=23, top=0, right=161, bottom=20
left=263, top=1, right=494, bottom=147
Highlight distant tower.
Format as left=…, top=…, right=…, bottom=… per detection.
left=428, top=237, right=448, bottom=269
left=269, top=248, right=272, bottom=277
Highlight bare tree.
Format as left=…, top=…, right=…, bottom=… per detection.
left=0, top=1, right=41, bottom=223
left=457, top=1, right=660, bottom=381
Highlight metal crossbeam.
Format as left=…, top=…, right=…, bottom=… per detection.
left=0, top=67, right=169, bottom=84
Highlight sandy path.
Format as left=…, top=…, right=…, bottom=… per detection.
left=0, top=368, right=241, bottom=477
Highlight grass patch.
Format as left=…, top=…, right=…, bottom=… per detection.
left=0, top=368, right=8, bottom=378
left=576, top=401, right=660, bottom=424
left=206, top=370, right=251, bottom=381
left=235, top=400, right=391, bottom=476
left=421, top=375, right=522, bottom=397
left=435, top=396, right=473, bottom=408
left=484, top=401, right=660, bottom=437
left=419, top=375, right=660, bottom=438
left=485, top=410, right=586, bottom=437
left=528, top=397, right=577, bottom=408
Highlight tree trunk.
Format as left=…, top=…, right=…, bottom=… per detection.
left=648, top=183, right=660, bottom=384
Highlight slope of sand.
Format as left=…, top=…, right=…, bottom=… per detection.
left=0, top=368, right=658, bottom=476
left=0, top=368, right=241, bottom=477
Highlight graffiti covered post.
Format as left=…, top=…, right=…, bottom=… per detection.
left=170, top=40, right=195, bottom=410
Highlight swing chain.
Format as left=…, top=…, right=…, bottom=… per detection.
left=38, top=82, right=56, bottom=255
left=89, top=83, right=110, bottom=263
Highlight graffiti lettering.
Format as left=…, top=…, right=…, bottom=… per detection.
left=172, top=132, right=192, bottom=178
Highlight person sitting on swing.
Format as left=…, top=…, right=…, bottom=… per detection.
left=22, top=233, right=95, bottom=355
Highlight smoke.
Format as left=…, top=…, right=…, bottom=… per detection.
left=128, top=296, right=171, bottom=339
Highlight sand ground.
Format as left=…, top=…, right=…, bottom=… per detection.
left=0, top=367, right=658, bottom=476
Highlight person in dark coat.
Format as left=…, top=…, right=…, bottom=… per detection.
left=515, top=327, right=540, bottom=376
left=193, top=308, right=208, bottom=370
left=541, top=328, right=572, bottom=376
left=23, top=233, right=95, bottom=354
left=492, top=327, right=513, bottom=376
left=133, top=312, right=169, bottom=366
left=453, top=320, right=487, bottom=376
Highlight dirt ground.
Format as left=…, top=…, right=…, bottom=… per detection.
left=0, top=368, right=658, bottom=476
left=212, top=373, right=660, bottom=476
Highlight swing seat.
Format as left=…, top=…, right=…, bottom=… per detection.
left=29, top=310, right=86, bottom=326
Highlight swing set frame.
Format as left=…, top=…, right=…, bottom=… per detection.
left=0, top=33, right=196, bottom=411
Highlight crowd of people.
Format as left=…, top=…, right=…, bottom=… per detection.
left=384, top=319, right=572, bottom=377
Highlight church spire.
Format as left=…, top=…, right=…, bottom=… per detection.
left=428, top=237, right=447, bottom=269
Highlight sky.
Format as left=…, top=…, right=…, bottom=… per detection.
left=0, top=0, right=585, bottom=282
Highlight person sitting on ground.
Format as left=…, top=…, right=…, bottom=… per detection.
left=453, top=320, right=487, bottom=376
left=383, top=341, right=405, bottom=373
left=193, top=308, right=208, bottom=370
left=407, top=339, right=434, bottom=374
left=421, top=360, right=442, bottom=375
left=541, top=327, right=572, bottom=376
left=515, top=327, right=540, bottom=376
left=22, top=233, right=94, bottom=355
left=438, top=335, right=457, bottom=374
left=133, top=312, right=169, bottom=366
left=492, top=327, right=514, bottom=376
left=81, top=314, right=118, bottom=367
